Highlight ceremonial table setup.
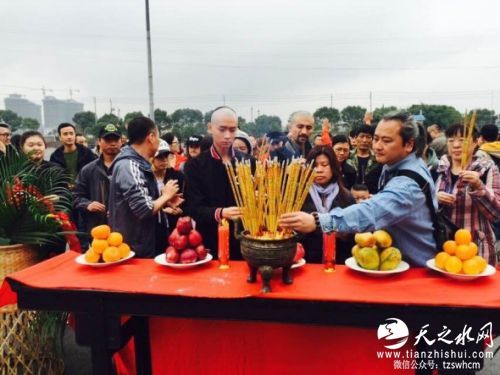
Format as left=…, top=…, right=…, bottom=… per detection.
left=2, top=250, right=500, bottom=375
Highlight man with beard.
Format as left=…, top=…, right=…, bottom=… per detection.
left=272, top=111, right=314, bottom=161
left=74, top=124, right=122, bottom=235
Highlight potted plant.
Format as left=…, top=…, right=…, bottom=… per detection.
left=0, top=148, right=76, bottom=374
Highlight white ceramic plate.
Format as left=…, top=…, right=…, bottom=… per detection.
left=345, top=257, right=410, bottom=276
left=75, top=251, right=135, bottom=267
left=291, top=258, right=306, bottom=269
left=426, top=259, right=496, bottom=281
left=154, top=253, right=213, bottom=268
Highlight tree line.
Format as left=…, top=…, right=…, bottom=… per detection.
left=1, top=104, right=496, bottom=140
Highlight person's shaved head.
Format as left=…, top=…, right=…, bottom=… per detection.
left=211, top=106, right=238, bottom=124
left=208, top=106, right=238, bottom=154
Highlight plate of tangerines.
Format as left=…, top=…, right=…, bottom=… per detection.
left=76, top=225, right=135, bottom=267
left=426, top=229, right=496, bottom=281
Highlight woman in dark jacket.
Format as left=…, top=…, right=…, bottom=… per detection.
left=300, top=146, right=355, bottom=264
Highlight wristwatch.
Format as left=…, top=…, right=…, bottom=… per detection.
left=311, top=212, right=320, bottom=229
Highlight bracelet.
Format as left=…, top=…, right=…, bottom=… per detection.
left=312, top=212, right=320, bottom=229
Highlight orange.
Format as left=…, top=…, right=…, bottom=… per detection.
left=91, top=239, right=108, bottom=254
left=102, top=246, right=121, bottom=263
left=117, top=243, right=131, bottom=259
left=442, top=240, right=457, bottom=255
left=472, top=255, right=487, bottom=273
left=444, top=256, right=462, bottom=274
left=462, top=258, right=482, bottom=275
left=434, top=252, right=450, bottom=270
left=107, top=232, right=123, bottom=247
left=455, top=243, right=478, bottom=261
left=454, top=229, right=472, bottom=245
left=84, top=249, right=100, bottom=263
left=91, top=224, right=111, bottom=240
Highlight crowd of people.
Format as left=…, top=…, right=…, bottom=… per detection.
left=0, top=107, right=498, bottom=267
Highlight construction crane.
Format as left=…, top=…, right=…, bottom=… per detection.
left=30, top=86, right=53, bottom=97
left=68, top=88, right=80, bottom=99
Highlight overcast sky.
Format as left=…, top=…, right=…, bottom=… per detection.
left=2, top=0, right=500, bottom=123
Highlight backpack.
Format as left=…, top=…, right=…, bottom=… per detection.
left=394, top=170, right=458, bottom=251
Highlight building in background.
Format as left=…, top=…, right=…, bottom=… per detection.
left=42, top=96, right=84, bottom=133
left=4, top=94, right=42, bottom=123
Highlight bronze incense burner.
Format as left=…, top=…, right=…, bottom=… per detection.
left=234, top=221, right=298, bottom=293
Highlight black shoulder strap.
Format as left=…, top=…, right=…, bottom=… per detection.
left=395, top=169, right=439, bottom=240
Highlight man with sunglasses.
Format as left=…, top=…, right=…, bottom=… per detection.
left=285, top=110, right=314, bottom=158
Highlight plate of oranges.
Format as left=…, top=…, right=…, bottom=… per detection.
left=426, top=229, right=496, bottom=281
left=76, top=225, right=135, bottom=267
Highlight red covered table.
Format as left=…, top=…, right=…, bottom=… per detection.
left=3, top=251, right=500, bottom=374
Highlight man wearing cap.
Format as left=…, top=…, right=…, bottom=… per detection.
left=73, top=124, right=122, bottom=236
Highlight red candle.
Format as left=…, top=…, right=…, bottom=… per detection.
left=323, top=232, right=336, bottom=272
left=218, top=219, right=230, bottom=269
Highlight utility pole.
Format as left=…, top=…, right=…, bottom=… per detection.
left=110, top=99, right=113, bottom=114
left=369, top=91, right=373, bottom=112
left=145, top=0, right=155, bottom=119
left=250, top=106, right=254, bottom=122
left=93, top=97, right=97, bottom=125
left=330, top=93, right=333, bottom=108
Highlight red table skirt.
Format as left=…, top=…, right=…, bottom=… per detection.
left=147, top=317, right=413, bottom=375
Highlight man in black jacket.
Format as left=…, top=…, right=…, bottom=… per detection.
left=184, top=106, right=253, bottom=260
left=73, top=124, right=122, bottom=235
left=50, top=122, right=96, bottom=186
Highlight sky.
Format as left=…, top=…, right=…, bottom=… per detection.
left=2, top=0, right=500, bottom=124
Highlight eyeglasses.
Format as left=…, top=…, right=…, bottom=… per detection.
left=0, top=132, right=11, bottom=137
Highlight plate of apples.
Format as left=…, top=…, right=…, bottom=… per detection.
left=154, top=216, right=212, bottom=269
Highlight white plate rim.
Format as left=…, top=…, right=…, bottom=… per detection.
left=291, top=258, right=306, bottom=269
left=75, top=251, right=135, bottom=267
left=426, top=258, right=496, bottom=280
left=154, top=252, right=213, bottom=268
left=345, top=256, right=409, bottom=275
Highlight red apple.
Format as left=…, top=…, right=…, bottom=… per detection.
left=165, top=247, right=179, bottom=263
left=180, top=249, right=197, bottom=264
left=188, top=230, right=203, bottom=247
left=176, top=216, right=193, bottom=235
left=294, top=243, right=305, bottom=263
left=168, top=229, right=180, bottom=246
left=195, top=244, right=208, bottom=260
left=172, top=235, right=188, bottom=251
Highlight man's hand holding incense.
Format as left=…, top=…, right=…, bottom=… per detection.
left=279, top=212, right=316, bottom=233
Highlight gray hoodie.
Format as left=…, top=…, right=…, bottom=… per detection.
left=108, top=146, right=164, bottom=258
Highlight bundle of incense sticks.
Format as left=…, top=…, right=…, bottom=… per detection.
left=226, top=158, right=316, bottom=239
left=461, top=110, right=477, bottom=169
